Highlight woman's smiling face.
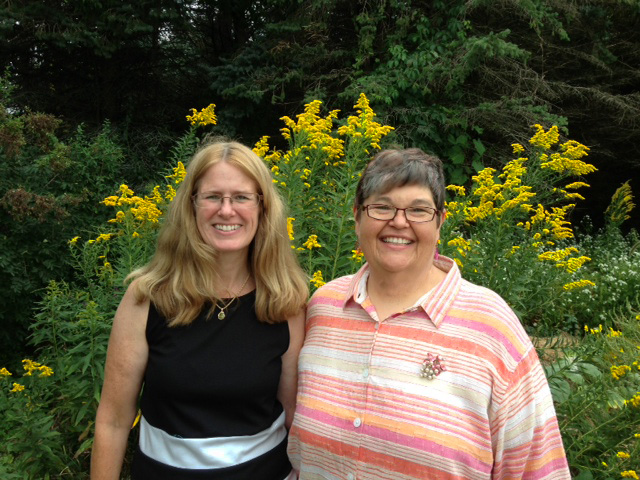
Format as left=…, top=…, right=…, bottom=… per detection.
left=355, top=184, right=444, bottom=276
left=194, top=161, right=260, bottom=258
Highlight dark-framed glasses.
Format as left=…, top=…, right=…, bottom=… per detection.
left=192, top=192, right=262, bottom=209
left=363, top=204, right=439, bottom=223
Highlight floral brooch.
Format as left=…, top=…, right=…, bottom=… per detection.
left=420, top=353, right=446, bottom=380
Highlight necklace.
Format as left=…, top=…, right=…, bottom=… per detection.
left=215, top=273, right=250, bottom=320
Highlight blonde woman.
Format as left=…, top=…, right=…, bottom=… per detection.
left=91, top=140, right=308, bottom=480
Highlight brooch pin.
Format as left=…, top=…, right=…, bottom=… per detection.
left=420, top=353, right=445, bottom=380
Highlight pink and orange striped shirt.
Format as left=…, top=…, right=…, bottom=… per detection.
left=288, top=256, right=570, bottom=479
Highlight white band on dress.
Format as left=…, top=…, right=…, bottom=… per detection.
left=139, top=411, right=287, bottom=469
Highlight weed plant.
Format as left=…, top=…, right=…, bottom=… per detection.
left=1, top=97, right=638, bottom=478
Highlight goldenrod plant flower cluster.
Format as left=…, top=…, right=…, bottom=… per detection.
left=186, top=103, right=217, bottom=127
left=9, top=96, right=639, bottom=479
left=22, top=359, right=54, bottom=377
left=442, top=125, right=601, bottom=329
left=1, top=359, right=54, bottom=396
left=337, top=93, right=395, bottom=152
left=310, top=270, right=326, bottom=288
left=302, top=234, right=322, bottom=250
left=280, top=100, right=345, bottom=162
left=253, top=94, right=395, bottom=285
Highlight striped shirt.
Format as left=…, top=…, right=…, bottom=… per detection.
left=288, top=256, right=570, bottom=479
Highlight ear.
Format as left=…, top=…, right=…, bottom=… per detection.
left=438, top=209, right=447, bottom=227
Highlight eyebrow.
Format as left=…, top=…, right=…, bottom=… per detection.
left=198, top=190, right=257, bottom=195
left=373, top=195, right=435, bottom=207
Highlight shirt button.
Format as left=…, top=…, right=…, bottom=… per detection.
left=363, top=368, right=369, bottom=378
left=348, top=474, right=355, bottom=480
left=374, top=323, right=379, bottom=330
left=353, top=418, right=362, bottom=428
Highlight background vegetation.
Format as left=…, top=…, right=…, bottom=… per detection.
left=1, top=97, right=639, bottom=479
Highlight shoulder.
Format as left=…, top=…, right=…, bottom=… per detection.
left=448, top=278, right=534, bottom=366
left=114, top=279, right=151, bottom=331
left=309, top=274, right=354, bottom=304
left=285, top=308, right=305, bottom=346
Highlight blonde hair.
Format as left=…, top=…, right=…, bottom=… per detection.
left=128, top=140, right=309, bottom=326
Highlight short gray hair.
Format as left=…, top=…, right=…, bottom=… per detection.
left=354, top=148, right=446, bottom=220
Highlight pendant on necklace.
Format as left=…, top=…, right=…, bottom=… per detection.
left=217, top=310, right=226, bottom=320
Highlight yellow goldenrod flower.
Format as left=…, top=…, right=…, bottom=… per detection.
left=68, top=236, right=80, bottom=245
left=564, top=182, right=590, bottom=189
left=562, top=280, right=596, bottom=291
left=529, top=124, right=559, bottom=149
left=0, top=367, right=12, bottom=376
left=617, top=452, right=631, bottom=460
left=10, top=383, right=25, bottom=393
left=186, top=104, right=217, bottom=127
left=624, top=393, right=640, bottom=408
left=39, top=365, right=54, bottom=377
left=351, top=249, right=364, bottom=262
left=446, top=185, right=466, bottom=196
left=22, top=359, right=41, bottom=376
left=310, top=270, right=326, bottom=288
left=621, top=471, right=639, bottom=480
left=611, top=365, right=631, bottom=381
left=511, top=143, right=525, bottom=153
left=607, top=327, right=622, bottom=338
left=96, top=233, right=114, bottom=243
left=132, top=410, right=142, bottom=429
left=337, top=93, right=393, bottom=152
left=253, top=136, right=270, bottom=158
left=165, top=161, right=187, bottom=186
left=287, top=218, right=295, bottom=241
left=303, top=234, right=322, bottom=250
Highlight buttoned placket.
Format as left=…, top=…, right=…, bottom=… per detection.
left=350, top=283, right=381, bottom=480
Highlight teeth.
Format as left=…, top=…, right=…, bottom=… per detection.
left=215, top=224, right=241, bottom=231
left=383, top=237, right=411, bottom=245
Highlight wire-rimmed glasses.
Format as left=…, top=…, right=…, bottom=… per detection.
left=362, top=204, right=439, bottom=223
left=192, top=192, right=262, bottom=209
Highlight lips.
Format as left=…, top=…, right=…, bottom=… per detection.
left=381, top=236, right=412, bottom=245
left=214, top=224, right=241, bottom=232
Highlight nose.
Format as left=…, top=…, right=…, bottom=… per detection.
left=218, top=197, right=235, bottom=216
left=389, top=208, right=410, bottom=227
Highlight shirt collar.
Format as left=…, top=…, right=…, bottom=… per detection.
left=342, top=256, right=462, bottom=328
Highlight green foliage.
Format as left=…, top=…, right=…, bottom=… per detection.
left=560, top=226, right=640, bottom=329
left=440, top=125, right=604, bottom=332
left=541, top=301, right=640, bottom=479
left=0, top=79, right=125, bottom=363
left=1, top=96, right=639, bottom=479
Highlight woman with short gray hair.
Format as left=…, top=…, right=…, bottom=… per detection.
left=288, top=148, right=570, bottom=479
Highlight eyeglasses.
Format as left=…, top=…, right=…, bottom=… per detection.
left=192, top=192, right=262, bottom=209
left=362, top=204, right=439, bottom=223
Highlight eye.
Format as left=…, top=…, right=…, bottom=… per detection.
left=371, top=204, right=394, bottom=212
left=233, top=193, right=252, bottom=203
left=407, top=206, right=434, bottom=217
left=408, top=206, right=431, bottom=215
left=205, top=193, right=223, bottom=201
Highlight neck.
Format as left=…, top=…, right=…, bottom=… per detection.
left=215, top=252, right=252, bottom=296
left=367, top=261, right=445, bottom=309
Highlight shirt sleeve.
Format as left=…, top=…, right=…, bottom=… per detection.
left=489, top=347, right=571, bottom=479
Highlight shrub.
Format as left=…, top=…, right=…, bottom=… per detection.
left=1, top=96, right=638, bottom=479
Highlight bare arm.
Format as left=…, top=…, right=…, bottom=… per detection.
left=277, top=308, right=306, bottom=429
left=90, top=282, right=149, bottom=480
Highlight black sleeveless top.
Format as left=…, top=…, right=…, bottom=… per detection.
left=131, top=291, right=292, bottom=479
